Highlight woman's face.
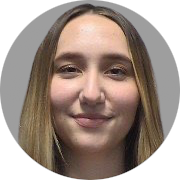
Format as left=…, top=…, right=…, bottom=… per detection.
left=51, top=14, right=140, bottom=153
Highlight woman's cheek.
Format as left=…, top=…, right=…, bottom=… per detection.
left=112, top=81, right=139, bottom=101
left=50, top=78, right=77, bottom=110
left=110, top=82, right=140, bottom=120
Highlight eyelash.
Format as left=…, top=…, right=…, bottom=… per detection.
left=56, top=65, right=127, bottom=78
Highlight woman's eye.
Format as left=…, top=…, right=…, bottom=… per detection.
left=107, top=67, right=126, bottom=76
left=58, top=65, right=81, bottom=74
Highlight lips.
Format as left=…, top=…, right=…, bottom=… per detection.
left=71, top=113, right=112, bottom=128
left=73, top=113, right=112, bottom=119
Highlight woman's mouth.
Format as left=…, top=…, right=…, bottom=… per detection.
left=71, top=113, right=113, bottom=128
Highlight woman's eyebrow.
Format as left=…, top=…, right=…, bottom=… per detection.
left=101, top=53, right=132, bottom=64
left=55, top=52, right=132, bottom=64
left=55, top=52, right=85, bottom=62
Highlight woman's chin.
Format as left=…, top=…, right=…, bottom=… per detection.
left=67, top=136, right=110, bottom=154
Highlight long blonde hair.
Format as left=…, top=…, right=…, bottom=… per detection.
left=19, top=4, right=164, bottom=174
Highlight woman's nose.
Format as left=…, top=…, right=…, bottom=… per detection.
left=79, top=72, right=105, bottom=106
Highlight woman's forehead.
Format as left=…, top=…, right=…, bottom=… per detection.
left=56, top=14, right=130, bottom=59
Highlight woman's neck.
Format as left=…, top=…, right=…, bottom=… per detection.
left=62, top=143, right=125, bottom=179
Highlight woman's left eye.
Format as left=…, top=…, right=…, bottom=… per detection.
left=106, top=67, right=127, bottom=77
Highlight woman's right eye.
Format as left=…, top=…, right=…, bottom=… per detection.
left=56, top=65, right=82, bottom=76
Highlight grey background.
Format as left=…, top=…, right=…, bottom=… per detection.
left=0, top=0, right=179, bottom=142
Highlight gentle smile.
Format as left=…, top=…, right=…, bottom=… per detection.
left=71, top=113, right=113, bottom=128
left=74, top=117, right=109, bottom=128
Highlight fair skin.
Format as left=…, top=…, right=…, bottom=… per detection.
left=51, top=14, right=140, bottom=179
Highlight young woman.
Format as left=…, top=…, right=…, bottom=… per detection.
left=19, top=4, right=164, bottom=179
